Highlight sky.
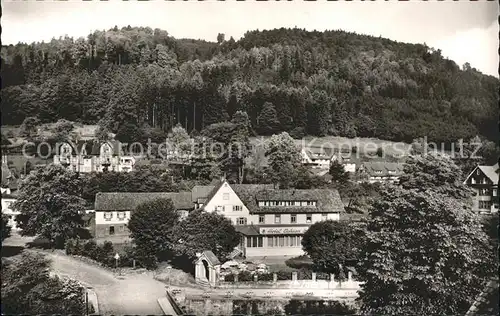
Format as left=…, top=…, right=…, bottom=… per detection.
left=2, top=0, right=498, bottom=77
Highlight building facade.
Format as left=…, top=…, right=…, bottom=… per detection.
left=196, top=180, right=345, bottom=258
left=463, top=164, right=499, bottom=214
left=300, top=147, right=337, bottom=169
left=94, top=192, right=193, bottom=240
left=53, top=141, right=136, bottom=173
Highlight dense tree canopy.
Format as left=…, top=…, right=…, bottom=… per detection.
left=265, top=132, right=302, bottom=188
left=1, top=213, right=12, bottom=241
left=127, top=198, right=180, bottom=267
left=171, top=210, right=240, bottom=261
left=357, top=153, right=496, bottom=315
left=2, top=27, right=497, bottom=144
left=1, top=252, right=86, bottom=315
left=302, top=220, right=365, bottom=276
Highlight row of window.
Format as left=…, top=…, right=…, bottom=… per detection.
left=478, top=188, right=498, bottom=196
left=246, top=236, right=303, bottom=248
left=258, top=201, right=317, bottom=207
left=235, top=214, right=326, bottom=225
left=471, top=178, right=490, bottom=185
left=215, top=205, right=242, bottom=212
left=479, top=201, right=492, bottom=209
left=103, top=212, right=127, bottom=221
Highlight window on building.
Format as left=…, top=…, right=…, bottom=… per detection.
left=233, top=205, right=242, bottom=212
left=117, top=212, right=126, bottom=220
left=477, top=169, right=480, bottom=175
left=109, top=226, right=115, bottom=235
left=291, top=214, right=297, bottom=223
left=216, top=205, right=224, bottom=212
left=223, top=193, right=230, bottom=200
left=322, top=214, right=327, bottom=221
left=493, top=189, right=497, bottom=197
left=268, top=237, right=273, bottom=247
left=306, top=215, right=312, bottom=223
left=479, top=189, right=490, bottom=196
left=104, top=212, right=113, bottom=221
left=119, top=225, right=125, bottom=232
left=259, top=215, right=265, bottom=224
left=471, top=178, right=476, bottom=184
left=237, top=217, right=247, bottom=225
left=279, top=236, right=285, bottom=247
left=479, top=201, right=492, bottom=209
left=275, top=214, right=281, bottom=224
left=247, top=236, right=263, bottom=248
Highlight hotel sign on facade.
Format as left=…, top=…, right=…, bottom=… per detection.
left=259, top=227, right=310, bottom=235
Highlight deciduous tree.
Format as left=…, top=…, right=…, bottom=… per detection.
left=13, top=164, right=86, bottom=248
left=128, top=198, right=180, bottom=267
left=357, top=187, right=495, bottom=315
left=265, top=132, right=302, bottom=188
left=171, top=210, right=240, bottom=261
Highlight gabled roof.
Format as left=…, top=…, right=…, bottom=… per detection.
left=478, top=164, right=499, bottom=184
left=197, top=181, right=344, bottom=214
left=359, top=162, right=405, bottom=176
left=303, top=146, right=336, bottom=160
left=464, top=163, right=499, bottom=185
left=90, top=141, right=123, bottom=156
left=199, top=250, right=221, bottom=266
left=95, top=192, right=193, bottom=211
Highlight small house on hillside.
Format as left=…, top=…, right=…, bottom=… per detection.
left=463, top=163, right=499, bottom=213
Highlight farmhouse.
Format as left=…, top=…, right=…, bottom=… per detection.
left=463, top=163, right=499, bottom=213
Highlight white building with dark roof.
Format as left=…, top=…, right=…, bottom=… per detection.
left=463, top=163, right=499, bottom=213
left=196, top=180, right=345, bottom=258
left=94, top=191, right=193, bottom=240
left=357, top=162, right=405, bottom=184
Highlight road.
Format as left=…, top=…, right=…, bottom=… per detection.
left=46, top=251, right=166, bottom=315
left=2, top=233, right=168, bottom=316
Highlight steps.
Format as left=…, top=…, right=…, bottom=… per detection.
left=196, top=278, right=210, bottom=288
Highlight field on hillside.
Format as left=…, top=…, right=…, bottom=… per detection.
left=1, top=123, right=99, bottom=141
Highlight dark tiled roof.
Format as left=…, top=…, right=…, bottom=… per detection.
left=234, top=225, right=261, bottom=236
left=253, top=189, right=344, bottom=214
left=95, top=192, right=193, bottom=211
left=202, top=250, right=221, bottom=266
left=359, top=162, right=405, bottom=177
left=192, top=185, right=216, bottom=203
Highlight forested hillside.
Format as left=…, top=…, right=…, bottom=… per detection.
left=1, top=26, right=498, bottom=143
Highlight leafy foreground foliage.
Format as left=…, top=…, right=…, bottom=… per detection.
left=127, top=198, right=180, bottom=268
left=1, top=251, right=86, bottom=315
left=2, top=27, right=498, bottom=144
left=171, top=209, right=240, bottom=263
left=13, top=164, right=86, bottom=248
left=357, top=169, right=496, bottom=314
left=302, top=220, right=365, bottom=278
left=357, top=154, right=496, bottom=315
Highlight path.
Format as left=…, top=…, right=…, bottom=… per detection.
left=45, top=252, right=167, bottom=315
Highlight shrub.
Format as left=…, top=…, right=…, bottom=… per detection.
left=239, top=270, right=253, bottom=282
left=26, top=236, right=52, bottom=249
left=297, top=268, right=312, bottom=280
left=276, top=271, right=292, bottom=280
left=289, top=127, right=305, bottom=139
left=285, top=255, right=313, bottom=270
left=224, top=273, right=235, bottom=282
left=82, top=240, right=99, bottom=260
left=258, top=272, right=274, bottom=282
